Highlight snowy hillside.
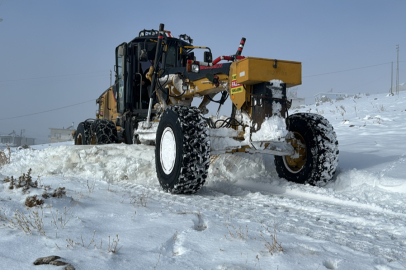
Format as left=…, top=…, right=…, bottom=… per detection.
left=1, top=92, right=406, bottom=269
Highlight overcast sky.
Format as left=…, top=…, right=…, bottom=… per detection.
left=0, top=0, right=405, bottom=143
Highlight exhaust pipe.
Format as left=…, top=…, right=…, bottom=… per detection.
left=145, top=23, right=165, bottom=128
left=235, top=37, right=246, bottom=56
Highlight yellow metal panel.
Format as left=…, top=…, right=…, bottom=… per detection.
left=235, top=57, right=301, bottom=87
left=183, top=74, right=229, bottom=98
left=229, top=62, right=246, bottom=109
left=97, top=87, right=119, bottom=124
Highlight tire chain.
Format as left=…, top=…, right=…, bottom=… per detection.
left=306, top=113, right=339, bottom=185
left=274, top=113, right=339, bottom=186
left=170, top=106, right=210, bottom=194
left=91, top=119, right=118, bottom=144
left=298, top=113, right=339, bottom=185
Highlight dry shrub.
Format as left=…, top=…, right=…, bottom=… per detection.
left=42, top=187, right=66, bottom=199
left=0, top=145, right=11, bottom=167
left=25, top=195, right=44, bottom=208
left=4, top=168, right=37, bottom=193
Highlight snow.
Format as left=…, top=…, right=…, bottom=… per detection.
left=209, top=128, right=242, bottom=153
left=251, top=116, right=288, bottom=142
left=1, top=92, right=406, bottom=269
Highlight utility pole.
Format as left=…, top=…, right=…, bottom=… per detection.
left=390, top=61, right=393, bottom=95
left=110, top=70, right=112, bottom=86
left=396, top=45, right=399, bottom=95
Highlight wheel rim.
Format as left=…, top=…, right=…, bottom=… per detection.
left=283, top=132, right=307, bottom=173
left=76, top=133, right=83, bottom=145
left=160, top=127, right=177, bottom=175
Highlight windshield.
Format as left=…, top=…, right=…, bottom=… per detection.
left=165, top=45, right=177, bottom=69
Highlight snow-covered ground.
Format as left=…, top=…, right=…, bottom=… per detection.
left=1, top=92, right=406, bottom=269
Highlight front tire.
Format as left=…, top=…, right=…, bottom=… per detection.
left=155, top=106, right=210, bottom=194
left=274, top=113, right=339, bottom=186
left=124, top=119, right=135, bottom=144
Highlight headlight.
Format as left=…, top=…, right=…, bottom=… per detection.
left=191, top=64, right=200, bottom=73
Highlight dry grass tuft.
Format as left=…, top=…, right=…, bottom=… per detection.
left=65, top=232, right=122, bottom=254
left=130, top=191, right=151, bottom=207
left=107, top=234, right=122, bottom=253
left=0, top=207, right=45, bottom=235
left=225, top=223, right=249, bottom=241
left=256, top=224, right=283, bottom=255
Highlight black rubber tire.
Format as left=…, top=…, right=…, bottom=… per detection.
left=155, top=106, right=210, bottom=194
left=274, top=113, right=339, bottom=186
left=74, top=122, right=86, bottom=145
left=83, top=122, right=92, bottom=144
left=92, top=119, right=118, bottom=144
left=124, top=119, right=134, bottom=144
left=74, top=122, right=91, bottom=145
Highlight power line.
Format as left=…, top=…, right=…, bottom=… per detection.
left=0, top=70, right=110, bottom=83
left=0, top=99, right=95, bottom=121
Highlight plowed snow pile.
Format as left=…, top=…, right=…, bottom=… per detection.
left=1, top=92, right=406, bottom=269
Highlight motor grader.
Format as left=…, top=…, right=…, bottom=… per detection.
left=74, top=23, right=339, bottom=194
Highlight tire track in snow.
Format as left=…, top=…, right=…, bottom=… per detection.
left=118, top=178, right=406, bottom=264
left=217, top=190, right=406, bottom=263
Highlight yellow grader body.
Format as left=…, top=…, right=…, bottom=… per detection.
left=74, top=23, right=339, bottom=195
left=96, top=87, right=119, bottom=123
left=228, top=57, right=301, bottom=110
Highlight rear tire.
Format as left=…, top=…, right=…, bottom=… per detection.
left=274, top=113, right=339, bottom=186
left=155, top=106, right=210, bottom=194
left=92, top=119, right=118, bottom=144
left=74, top=122, right=91, bottom=145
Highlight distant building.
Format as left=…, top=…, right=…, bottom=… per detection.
left=314, top=92, right=351, bottom=103
left=389, top=83, right=406, bottom=94
left=49, top=122, right=75, bottom=143
left=290, top=98, right=305, bottom=108
left=287, top=87, right=305, bottom=108
left=0, top=132, right=35, bottom=147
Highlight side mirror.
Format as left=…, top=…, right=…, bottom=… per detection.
left=139, top=49, right=148, bottom=62
left=204, top=51, right=212, bottom=63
